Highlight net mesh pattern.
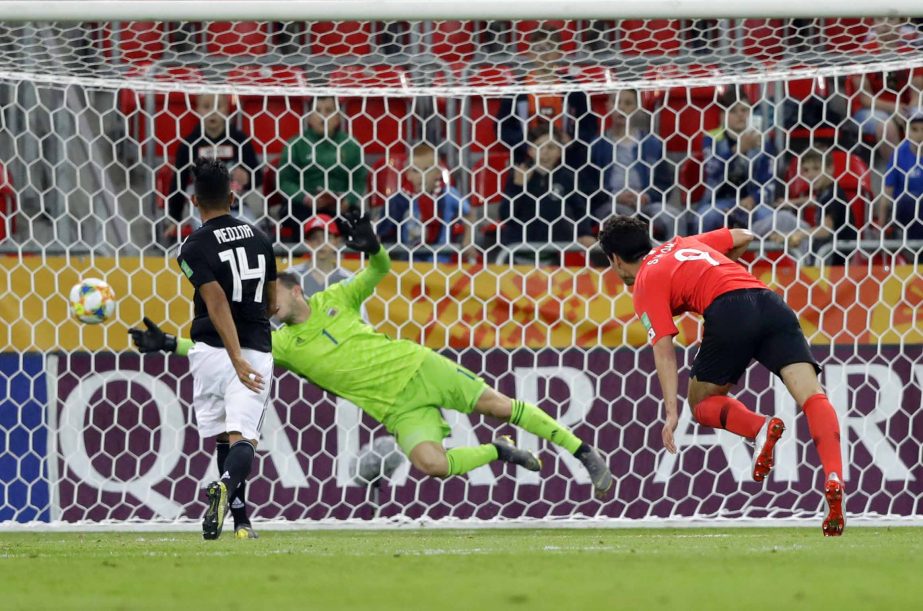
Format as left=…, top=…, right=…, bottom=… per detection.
left=0, top=18, right=921, bottom=525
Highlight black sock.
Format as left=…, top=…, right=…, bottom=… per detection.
left=230, top=481, right=250, bottom=527
left=216, top=441, right=230, bottom=473
left=216, top=441, right=250, bottom=527
left=574, top=443, right=592, bottom=459
left=220, top=440, right=255, bottom=500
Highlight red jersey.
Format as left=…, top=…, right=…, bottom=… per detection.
left=631, top=229, right=766, bottom=345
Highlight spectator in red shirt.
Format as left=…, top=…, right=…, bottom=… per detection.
left=597, top=216, right=847, bottom=536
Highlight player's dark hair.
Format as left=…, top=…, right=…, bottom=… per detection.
left=277, top=271, right=301, bottom=290
left=597, top=215, right=653, bottom=263
left=193, top=158, right=230, bottom=210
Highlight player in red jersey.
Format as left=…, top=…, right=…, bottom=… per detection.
left=597, top=216, right=846, bottom=536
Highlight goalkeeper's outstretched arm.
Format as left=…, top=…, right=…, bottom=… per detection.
left=334, top=211, right=391, bottom=309
left=128, top=318, right=194, bottom=356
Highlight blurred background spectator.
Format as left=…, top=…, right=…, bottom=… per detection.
left=381, top=144, right=476, bottom=263
left=500, top=128, right=585, bottom=250
left=756, top=150, right=858, bottom=263
left=278, top=96, right=366, bottom=227
left=287, top=214, right=350, bottom=294
left=497, top=27, right=597, bottom=168
left=880, top=112, right=923, bottom=252
left=697, top=90, right=776, bottom=231
left=581, top=90, right=681, bottom=241
left=166, top=93, right=262, bottom=241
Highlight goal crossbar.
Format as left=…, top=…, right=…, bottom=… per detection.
left=3, top=0, right=923, bottom=22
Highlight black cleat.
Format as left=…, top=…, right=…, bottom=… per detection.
left=202, top=481, right=228, bottom=541
left=575, top=444, right=614, bottom=500
left=493, top=436, right=542, bottom=472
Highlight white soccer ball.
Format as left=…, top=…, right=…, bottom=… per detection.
left=69, top=278, right=116, bottom=324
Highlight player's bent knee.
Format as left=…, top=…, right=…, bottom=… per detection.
left=409, top=443, right=449, bottom=477
left=475, top=389, right=512, bottom=420
left=688, top=378, right=731, bottom=411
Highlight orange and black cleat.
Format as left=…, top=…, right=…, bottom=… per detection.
left=752, top=417, right=786, bottom=482
left=822, top=473, right=846, bottom=537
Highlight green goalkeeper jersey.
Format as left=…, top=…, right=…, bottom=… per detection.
left=269, top=248, right=426, bottom=420
left=222, top=247, right=423, bottom=423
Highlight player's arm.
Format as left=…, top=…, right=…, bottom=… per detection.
left=634, top=284, right=681, bottom=453
left=335, top=211, right=390, bottom=308
left=130, top=319, right=286, bottom=369
left=652, top=336, right=680, bottom=454
left=726, top=229, right=754, bottom=261
left=198, top=281, right=264, bottom=393
left=694, top=227, right=753, bottom=262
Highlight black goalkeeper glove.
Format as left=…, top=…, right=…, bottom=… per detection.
left=336, top=210, right=381, bottom=255
left=128, top=317, right=177, bottom=354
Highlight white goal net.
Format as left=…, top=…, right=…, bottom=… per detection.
left=1, top=6, right=922, bottom=526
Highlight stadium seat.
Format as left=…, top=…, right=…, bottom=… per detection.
left=465, top=65, right=515, bottom=156
left=311, top=22, right=372, bottom=55
left=741, top=19, right=785, bottom=60
left=470, top=151, right=510, bottom=206
left=206, top=22, right=269, bottom=56
left=431, top=21, right=476, bottom=64
left=823, top=18, right=871, bottom=53
left=117, top=66, right=203, bottom=162
left=227, top=65, right=308, bottom=159
left=0, top=162, right=15, bottom=241
left=330, top=66, right=411, bottom=157
left=678, top=150, right=706, bottom=207
left=783, top=73, right=837, bottom=145
left=647, top=65, right=725, bottom=154
left=111, top=22, right=165, bottom=64
left=366, top=153, right=410, bottom=208
left=619, top=19, right=682, bottom=56
left=573, top=65, right=613, bottom=121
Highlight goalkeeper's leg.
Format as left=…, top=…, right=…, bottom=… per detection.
left=388, top=406, right=542, bottom=477
left=473, top=388, right=613, bottom=499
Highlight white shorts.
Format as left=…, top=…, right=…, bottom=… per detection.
left=188, top=343, right=273, bottom=440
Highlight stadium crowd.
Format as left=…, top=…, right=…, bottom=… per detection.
left=4, top=20, right=923, bottom=265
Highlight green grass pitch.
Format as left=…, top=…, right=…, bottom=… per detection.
left=1, top=527, right=921, bottom=610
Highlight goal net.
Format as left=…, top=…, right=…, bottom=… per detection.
left=1, top=6, right=922, bottom=526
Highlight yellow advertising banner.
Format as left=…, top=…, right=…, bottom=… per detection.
left=1, top=255, right=921, bottom=353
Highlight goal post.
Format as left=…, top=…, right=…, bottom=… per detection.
left=0, top=3, right=922, bottom=527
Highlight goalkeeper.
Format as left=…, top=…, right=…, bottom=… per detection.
left=131, top=213, right=613, bottom=499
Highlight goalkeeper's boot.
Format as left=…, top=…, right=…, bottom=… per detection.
left=493, top=436, right=542, bottom=472
left=234, top=524, right=259, bottom=540
left=202, top=481, right=229, bottom=541
left=822, top=473, right=846, bottom=537
left=752, top=417, right=786, bottom=482
left=575, top=444, right=614, bottom=500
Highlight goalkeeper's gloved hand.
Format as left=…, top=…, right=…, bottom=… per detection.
left=336, top=210, right=381, bottom=255
left=128, top=317, right=177, bottom=353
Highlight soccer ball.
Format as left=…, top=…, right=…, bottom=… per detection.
left=69, top=278, right=116, bottom=324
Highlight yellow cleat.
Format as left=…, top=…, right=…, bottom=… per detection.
left=234, top=525, right=259, bottom=539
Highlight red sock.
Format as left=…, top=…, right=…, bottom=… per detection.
left=692, top=395, right=766, bottom=439
left=802, top=393, right=843, bottom=482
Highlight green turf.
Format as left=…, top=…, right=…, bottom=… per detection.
left=1, top=527, right=920, bottom=610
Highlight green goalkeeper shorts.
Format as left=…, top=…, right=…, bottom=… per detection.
left=383, top=350, right=488, bottom=456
